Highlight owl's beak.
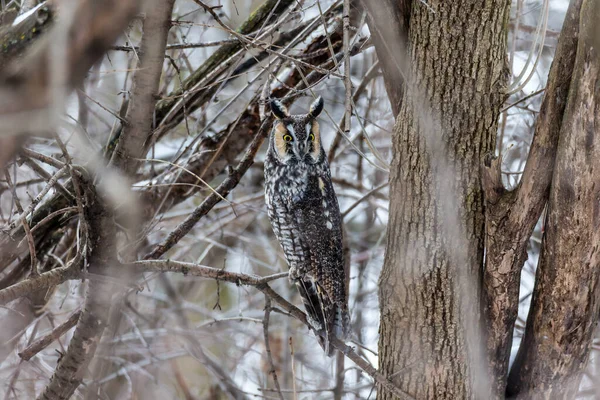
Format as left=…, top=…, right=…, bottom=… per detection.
left=296, top=142, right=308, bottom=157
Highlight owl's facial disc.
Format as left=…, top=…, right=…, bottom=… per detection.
left=273, top=118, right=321, bottom=163
left=271, top=97, right=324, bottom=163
left=306, top=120, right=321, bottom=161
left=273, top=122, right=293, bottom=162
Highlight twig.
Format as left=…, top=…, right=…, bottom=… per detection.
left=20, top=156, right=75, bottom=201
left=20, top=148, right=66, bottom=169
left=263, top=297, right=284, bottom=400
left=52, top=133, right=88, bottom=262
left=334, top=348, right=345, bottom=400
left=500, top=88, right=546, bottom=113
left=5, top=165, right=69, bottom=231
left=111, top=39, right=239, bottom=52
left=342, top=182, right=388, bottom=218
left=130, top=259, right=414, bottom=399
left=29, top=207, right=78, bottom=235
left=4, top=170, right=38, bottom=275
left=19, top=310, right=81, bottom=361
left=342, top=0, right=351, bottom=143
left=504, top=0, right=549, bottom=95
left=130, top=259, right=288, bottom=286
left=145, top=119, right=270, bottom=259
left=290, top=336, right=298, bottom=400
left=328, top=61, right=380, bottom=162
left=316, top=0, right=339, bottom=69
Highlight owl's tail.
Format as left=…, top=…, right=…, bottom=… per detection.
left=295, top=278, right=326, bottom=332
left=321, top=304, right=349, bottom=357
left=295, top=278, right=349, bottom=357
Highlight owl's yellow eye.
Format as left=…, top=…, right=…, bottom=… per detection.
left=309, top=133, right=315, bottom=141
left=283, top=134, right=293, bottom=142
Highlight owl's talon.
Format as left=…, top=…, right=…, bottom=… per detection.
left=306, top=315, right=323, bottom=331
left=288, top=266, right=300, bottom=281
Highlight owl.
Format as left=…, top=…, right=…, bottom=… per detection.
left=264, top=96, right=349, bottom=356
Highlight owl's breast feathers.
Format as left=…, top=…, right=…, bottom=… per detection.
left=264, top=156, right=348, bottom=355
left=265, top=159, right=344, bottom=289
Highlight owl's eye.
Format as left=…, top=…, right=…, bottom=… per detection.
left=283, top=134, right=293, bottom=142
left=308, top=133, right=315, bottom=141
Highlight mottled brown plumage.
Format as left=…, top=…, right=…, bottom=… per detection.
left=264, top=97, right=349, bottom=355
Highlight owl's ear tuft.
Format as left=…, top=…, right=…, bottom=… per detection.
left=270, top=99, right=289, bottom=120
left=308, top=96, right=324, bottom=118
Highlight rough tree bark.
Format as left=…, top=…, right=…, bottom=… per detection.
left=506, top=0, right=600, bottom=397
left=376, top=1, right=510, bottom=398
left=481, top=0, right=583, bottom=395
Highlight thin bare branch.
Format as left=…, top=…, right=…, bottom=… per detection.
left=19, top=310, right=81, bottom=361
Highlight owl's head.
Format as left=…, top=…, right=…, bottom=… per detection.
left=269, top=97, right=324, bottom=164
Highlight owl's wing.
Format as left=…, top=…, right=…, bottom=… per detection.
left=293, top=171, right=348, bottom=355
left=294, top=171, right=345, bottom=303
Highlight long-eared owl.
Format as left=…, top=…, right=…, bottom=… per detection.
left=264, top=96, right=349, bottom=356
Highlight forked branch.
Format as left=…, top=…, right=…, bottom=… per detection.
left=481, top=0, right=584, bottom=395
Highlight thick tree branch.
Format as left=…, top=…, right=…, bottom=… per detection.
left=506, top=0, right=600, bottom=396
left=0, top=2, right=55, bottom=70
left=482, top=0, right=583, bottom=394
left=110, top=0, right=176, bottom=176
left=360, top=0, right=410, bottom=116
left=44, top=2, right=176, bottom=397
left=0, top=261, right=80, bottom=305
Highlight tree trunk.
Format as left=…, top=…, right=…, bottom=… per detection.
left=506, top=0, right=600, bottom=397
left=377, top=1, right=510, bottom=398
left=481, top=0, right=583, bottom=395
